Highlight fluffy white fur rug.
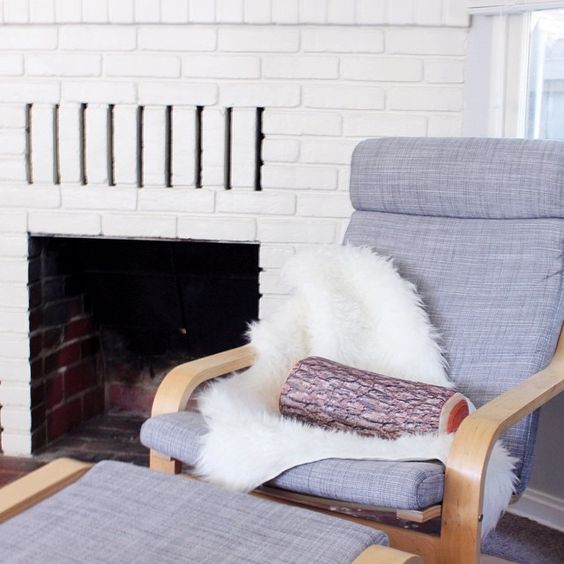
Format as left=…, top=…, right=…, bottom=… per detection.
left=196, top=245, right=516, bottom=537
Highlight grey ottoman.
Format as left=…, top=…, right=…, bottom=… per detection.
left=0, top=460, right=413, bottom=564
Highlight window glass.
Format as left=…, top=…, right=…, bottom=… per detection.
left=526, top=9, right=564, bottom=139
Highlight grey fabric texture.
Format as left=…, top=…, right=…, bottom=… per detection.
left=141, top=411, right=445, bottom=510
left=345, top=212, right=564, bottom=493
left=0, top=460, right=388, bottom=564
left=350, top=137, right=564, bottom=219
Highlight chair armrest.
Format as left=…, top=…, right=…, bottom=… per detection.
left=441, top=332, right=564, bottom=563
left=353, top=545, right=422, bottom=564
left=151, top=345, right=257, bottom=417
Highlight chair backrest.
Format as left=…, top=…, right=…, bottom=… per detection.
left=345, top=137, right=564, bottom=493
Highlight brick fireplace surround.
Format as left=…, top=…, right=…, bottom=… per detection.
left=0, top=0, right=469, bottom=454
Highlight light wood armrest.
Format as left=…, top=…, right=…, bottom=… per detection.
left=0, top=458, right=92, bottom=523
left=353, top=545, right=422, bottom=564
left=441, top=331, right=564, bottom=563
left=151, top=345, right=257, bottom=417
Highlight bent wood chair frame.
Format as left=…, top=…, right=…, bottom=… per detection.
left=147, top=330, right=564, bottom=564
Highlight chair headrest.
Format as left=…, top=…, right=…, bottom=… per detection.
left=350, top=137, right=564, bottom=219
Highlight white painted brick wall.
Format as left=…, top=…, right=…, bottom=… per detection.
left=0, top=0, right=470, bottom=454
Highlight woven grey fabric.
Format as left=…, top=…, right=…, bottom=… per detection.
left=0, top=461, right=388, bottom=564
left=350, top=138, right=564, bottom=219
left=141, top=411, right=445, bottom=509
left=345, top=211, right=564, bottom=493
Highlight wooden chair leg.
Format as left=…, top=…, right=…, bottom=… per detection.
left=150, top=450, right=181, bottom=474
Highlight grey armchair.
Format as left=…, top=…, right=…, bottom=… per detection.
left=141, top=138, right=564, bottom=564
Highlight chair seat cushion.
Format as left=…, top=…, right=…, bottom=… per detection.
left=0, top=460, right=388, bottom=564
left=141, top=411, right=445, bottom=510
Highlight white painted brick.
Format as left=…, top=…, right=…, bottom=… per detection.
left=60, top=26, right=137, bottom=51
left=102, top=213, right=177, bottom=238
left=108, top=0, right=133, bottom=22
left=355, top=0, right=384, bottom=24
left=55, top=0, right=81, bottom=22
left=142, top=105, right=167, bottom=187
left=244, top=0, right=270, bottom=24
left=263, top=55, right=338, bottom=79
left=231, top=108, right=257, bottom=188
left=0, top=406, right=31, bottom=431
left=303, top=85, right=384, bottom=110
left=216, top=191, right=295, bottom=215
left=387, top=0, right=415, bottom=25
left=58, top=103, right=81, bottom=184
left=0, top=234, right=27, bottom=257
left=297, top=193, right=354, bottom=218
left=0, top=54, right=22, bottom=77
left=0, top=130, right=25, bottom=155
left=0, top=284, right=28, bottom=308
left=258, top=218, right=337, bottom=243
left=259, top=295, right=286, bottom=319
left=262, top=165, right=337, bottom=190
left=328, top=0, right=354, bottom=24
left=113, top=105, right=138, bottom=185
left=62, top=81, right=135, bottom=104
left=263, top=139, right=300, bottom=163
left=0, top=26, right=57, bottom=50
left=416, top=0, right=442, bottom=25
left=26, top=54, right=101, bottom=77
left=105, top=55, right=180, bottom=78
left=386, top=29, right=466, bottom=56
left=31, top=103, right=55, bottom=184
left=217, top=0, right=243, bottom=23
left=85, top=104, right=109, bottom=185
left=260, top=269, right=289, bottom=294
left=172, top=107, right=197, bottom=187
left=303, top=28, right=384, bottom=53
left=189, top=0, right=216, bottom=22
left=425, top=59, right=464, bottom=83
left=0, top=310, right=28, bottom=333
left=299, top=0, right=327, bottom=23
left=0, top=383, right=31, bottom=407
left=29, top=211, right=101, bottom=235
left=178, top=215, right=256, bottom=241
left=272, top=0, right=298, bottom=24
left=443, top=0, right=470, bottom=27
left=138, top=189, right=215, bottom=212
left=0, top=159, right=26, bottom=182
left=0, top=359, right=30, bottom=383
left=388, top=86, right=463, bottom=111
left=61, top=187, right=138, bottom=210
left=182, top=55, right=260, bottom=79
left=263, top=111, right=341, bottom=136
left=219, top=28, right=299, bottom=53
left=161, top=0, right=189, bottom=22
left=139, top=82, right=216, bottom=106
left=343, top=113, right=427, bottom=137
left=0, top=431, right=32, bottom=455
left=0, top=185, right=60, bottom=207
left=341, top=57, right=422, bottom=82
left=259, top=244, right=295, bottom=268
left=0, top=210, right=27, bottom=232
left=202, top=107, right=225, bottom=187
left=0, top=105, right=26, bottom=128
left=82, top=0, right=108, bottom=22
left=134, top=0, right=159, bottom=22
left=300, top=139, right=356, bottom=165
left=337, top=165, right=350, bottom=191
left=1, top=81, right=59, bottom=103
left=220, top=84, right=300, bottom=108
left=3, top=0, right=29, bottom=23
left=428, top=113, right=463, bottom=136
left=0, top=260, right=27, bottom=283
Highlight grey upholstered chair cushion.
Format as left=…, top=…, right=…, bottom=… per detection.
left=141, top=411, right=445, bottom=510
left=346, top=137, right=564, bottom=494
left=0, top=461, right=388, bottom=564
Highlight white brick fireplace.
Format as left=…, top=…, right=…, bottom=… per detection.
left=0, top=0, right=469, bottom=454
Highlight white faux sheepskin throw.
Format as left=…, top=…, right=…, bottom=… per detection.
left=196, top=245, right=516, bottom=537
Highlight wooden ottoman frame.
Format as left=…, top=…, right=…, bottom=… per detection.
left=0, top=458, right=420, bottom=564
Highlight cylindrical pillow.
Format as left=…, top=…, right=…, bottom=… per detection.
left=279, top=356, right=473, bottom=439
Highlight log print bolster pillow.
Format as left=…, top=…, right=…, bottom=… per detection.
left=279, top=357, right=473, bottom=439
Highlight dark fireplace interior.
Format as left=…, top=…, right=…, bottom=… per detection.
left=28, top=236, right=260, bottom=452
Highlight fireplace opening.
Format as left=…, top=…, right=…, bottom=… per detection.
left=28, top=236, right=260, bottom=452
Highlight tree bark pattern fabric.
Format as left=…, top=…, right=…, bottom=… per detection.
left=279, top=356, right=472, bottom=439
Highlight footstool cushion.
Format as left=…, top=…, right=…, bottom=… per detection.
left=0, top=460, right=389, bottom=564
